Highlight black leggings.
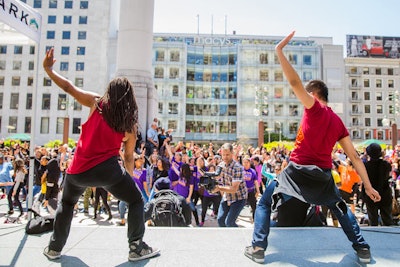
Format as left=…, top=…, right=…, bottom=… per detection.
left=201, top=194, right=221, bottom=223
left=94, top=187, right=111, bottom=215
left=8, top=185, right=23, bottom=214
left=48, top=156, right=145, bottom=252
left=247, top=190, right=257, bottom=220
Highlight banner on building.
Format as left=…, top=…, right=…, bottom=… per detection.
left=346, top=34, right=400, bottom=59
left=0, top=0, right=42, bottom=43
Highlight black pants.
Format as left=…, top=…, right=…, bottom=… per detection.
left=8, top=184, right=23, bottom=214
left=247, top=190, right=257, bottom=220
left=364, top=190, right=393, bottom=226
left=94, top=187, right=111, bottom=216
left=48, top=156, right=145, bottom=252
left=201, top=194, right=221, bottom=223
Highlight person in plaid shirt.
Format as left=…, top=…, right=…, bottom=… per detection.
left=212, top=143, right=247, bottom=227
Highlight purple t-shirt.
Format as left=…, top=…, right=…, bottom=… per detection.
left=243, top=168, right=257, bottom=192
left=168, top=157, right=182, bottom=184
left=132, top=168, right=147, bottom=192
left=191, top=165, right=199, bottom=191
left=175, top=176, right=194, bottom=198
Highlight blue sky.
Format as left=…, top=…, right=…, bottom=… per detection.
left=154, top=0, right=400, bottom=48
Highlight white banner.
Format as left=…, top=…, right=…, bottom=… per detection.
left=0, top=0, right=42, bottom=43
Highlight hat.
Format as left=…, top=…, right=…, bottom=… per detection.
left=366, top=143, right=382, bottom=160
left=154, top=177, right=171, bottom=190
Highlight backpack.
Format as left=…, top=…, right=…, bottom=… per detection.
left=25, top=209, right=55, bottom=235
left=151, top=190, right=187, bottom=227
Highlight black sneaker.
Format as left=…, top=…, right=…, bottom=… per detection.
left=128, top=240, right=160, bottom=262
left=43, top=246, right=61, bottom=260
left=244, top=246, right=265, bottom=264
left=355, top=247, right=371, bottom=264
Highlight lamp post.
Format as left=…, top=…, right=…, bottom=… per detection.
left=383, top=90, right=399, bottom=148
left=254, top=86, right=269, bottom=147
left=265, top=128, right=273, bottom=143
left=62, top=96, right=73, bottom=145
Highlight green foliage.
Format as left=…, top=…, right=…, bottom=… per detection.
left=44, top=138, right=76, bottom=148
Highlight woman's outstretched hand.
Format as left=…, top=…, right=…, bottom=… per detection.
left=43, top=47, right=56, bottom=70
left=276, top=31, right=295, bottom=51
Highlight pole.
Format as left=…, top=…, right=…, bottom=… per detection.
left=392, top=123, right=398, bottom=149
left=197, top=14, right=199, bottom=35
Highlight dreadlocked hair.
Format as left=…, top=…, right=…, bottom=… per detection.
left=98, top=77, right=138, bottom=133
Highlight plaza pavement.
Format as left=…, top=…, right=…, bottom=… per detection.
left=1, top=196, right=400, bottom=266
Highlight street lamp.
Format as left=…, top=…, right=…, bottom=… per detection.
left=265, top=128, right=273, bottom=143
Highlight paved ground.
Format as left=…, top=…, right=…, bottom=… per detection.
left=1, top=194, right=400, bottom=266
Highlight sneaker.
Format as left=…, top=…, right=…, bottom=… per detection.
left=355, top=247, right=371, bottom=264
left=244, top=246, right=265, bottom=264
left=7, top=210, right=14, bottom=215
left=198, top=222, right=204, bottom=227
left=43, top=246, right=61, bottom=260
left=128, top=240, right=160, bottom=262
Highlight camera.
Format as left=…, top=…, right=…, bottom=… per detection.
left=199, top=175, right=219, bottom=191
left=198, top=166, right=222, bottom=191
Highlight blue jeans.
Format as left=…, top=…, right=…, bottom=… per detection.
left=252, top=180, right=369, bottom=251
left=217, top=199, right=245, bottom=227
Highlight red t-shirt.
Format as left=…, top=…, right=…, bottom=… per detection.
left=290, top=99, right=349, bottom=169
left=67, top=109, right=124, bottom=174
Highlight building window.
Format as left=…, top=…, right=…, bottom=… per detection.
left=29, top=46, right=35, bottom=54
left=168, top=120, right=177, bottom=131
left=26, top=93, right=32, bottom=109
left=63, top=15, right=72, bottom=24
left=61, top=46, right=70, bottom=55
left=274, top=104, right=283, bottom=116
left=47, top=31, right=55, bottom=39
left=364, top=92, right=370, bottom=100
left=259, top=70, right=269, bottom=81
left=48, top=15, right=56, bottom=24
left=72, top=118, right=81, bottom=134
left=8, top=117, right=17, bottom=133
left=12, top=77, right=20, bottom=86
left=259, top=53, right=268, bottom=64
left=0, top=45, right=6, bottom=54
left=0, top=93, right=2, bottom=108
left=75, top=78, right=83, bottom=87
left=0, top=60, right=5, bottom=70
left=376, top=92, right=383, bottom=101
left=289, top=122, right=299, bottom=135
left=168, top=103, right=178, bottom=114
left=169, top=68, right=179, bottom=79
left=28, top=61, right=34, bottom=70
left=376, top=79, right=382, bottom=88
left=42, top=94, right=51, bottom=110
left=363, top=79, right=370, bottom=87
left=60, top=62, right=69, bottom=71
left=56, top=117, right=64, bottom=134
left=172, top=85, right=179, bottom=97
left=33, top=0, right=42, bottom=8
left=80, top=1, right=88, bottom=9
left=49, top=0, right=57, bottom=8
left=289, top=53, right=298, bottom=65
left=40, top=117, right=49, bottom=134
left=43, top=77, right=52, bottom=86
left=388, top=79, right=394, bottom=88
left=13, top=61, right=22, bottom=70
left=155, top=50, right=165, bottom=61
left=303, top=71, right=312, bottom=81
left=365, top=118, right=371, bottom=127
left=58, top=94, right=67, bottom=110
left=155, top=67, right=164, bottom=78
left=364, top=105, right=370, bottom=113
left=170, top=51, right=180, bottom=62
left=363, top=67, right=369, bottom=75
left=76, top=62, right=84, bottom=71
left=24, top=117, right=31, bottom=133
left=376, top=105, right=383, bottom=114
left=79, top=16, right=88, bottom=24
left=158, top=103, right=163, bottom=114
left=10, top=93, right=19, bottom=109
left=274, top=70, right=283, bottom=82
left=0, top=76, right=4, bottom=86
left=62, top=31, right=70, bottom=39
left=303, top=55, right=312, bottom=65
left=289, top=104, right=299, bottom=116
left=65, top=1, right=73, bottom=8
left=77, top=47, right=85, bottom=55
left=274, top=87, right=283, bottom=98
left=388, top=68, right=394, bottom=75
left=375, top=68, right=381, bottom=75
left=78, top=31, right=86, bottom=40
left=27, top=77, right=34, bottom=86
left=73, top=99, right=82, bottom=111
left=14, top=46, right=22, bottom=54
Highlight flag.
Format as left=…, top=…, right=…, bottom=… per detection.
left=0, top=0, right=42, bottom=43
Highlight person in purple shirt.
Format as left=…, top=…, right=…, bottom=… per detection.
left=199, top=164, right=222, bottom=226
left=189, top=157, right=201, bottom=206
left=243, top=157, right=260, bottom=220
left=175, top=163, right=200, bottom=226
left=131, top=155, right=149, bottom=202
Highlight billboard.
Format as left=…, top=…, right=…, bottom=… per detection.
left=346, top=35, right=400, bottom=58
